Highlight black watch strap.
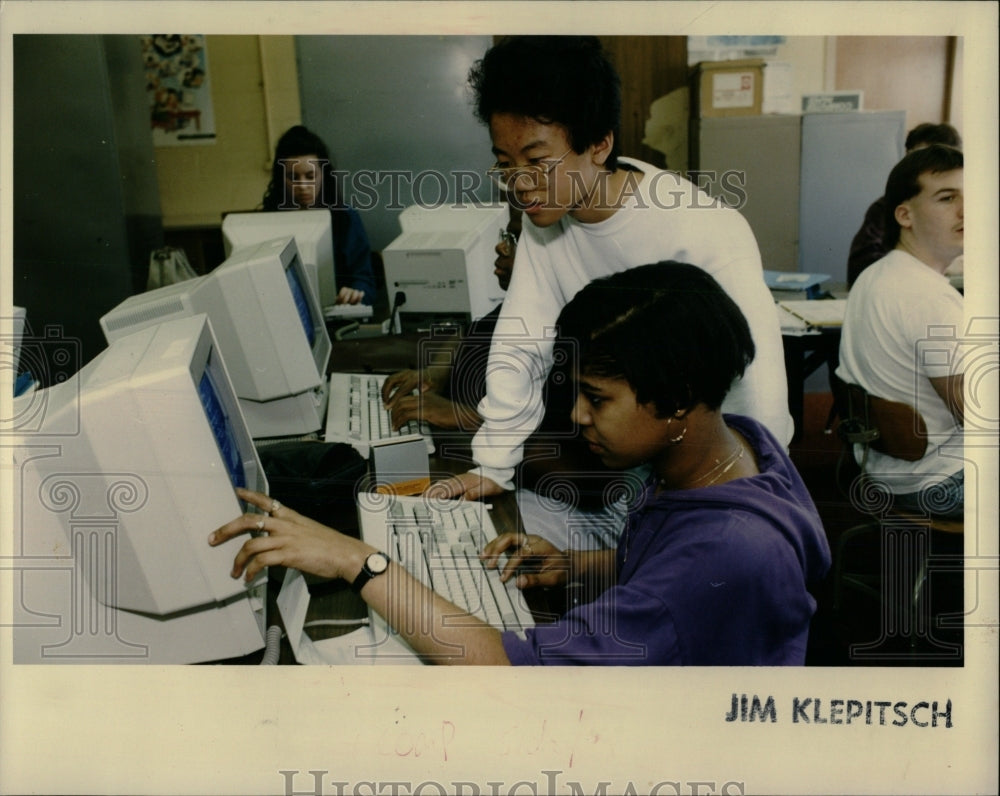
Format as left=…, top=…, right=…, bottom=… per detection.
left=351, top=551, right=390, bottom=593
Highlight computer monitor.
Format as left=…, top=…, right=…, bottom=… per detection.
left=100, top=236, right=332, bottom=439
left=11, top=314, right=269, bottom=663
left=222, top=209, right=336, bottom=307
left=382, top=203, right=509, bottom=330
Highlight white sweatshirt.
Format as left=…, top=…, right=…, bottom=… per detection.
left=471, top=158, right=794, bottom=490
left=836, top=249, right=965, bottom=493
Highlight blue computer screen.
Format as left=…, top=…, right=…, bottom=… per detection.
left=285, top=263, right=316, bottom=348
left=198, top=369, right=247, bottom=489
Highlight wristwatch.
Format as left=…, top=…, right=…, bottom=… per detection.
left=351, top=551, right=390, bottom=593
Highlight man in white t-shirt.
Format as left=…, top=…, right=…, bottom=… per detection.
left=837, top=144, right=965, bottom=518
left=432, top=36, right=792, bottom=501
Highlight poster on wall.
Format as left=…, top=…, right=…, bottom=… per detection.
left=142, top=34, right=216, bottom=146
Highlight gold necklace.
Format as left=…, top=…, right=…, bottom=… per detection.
left=660, top=440, right=745, bottom=491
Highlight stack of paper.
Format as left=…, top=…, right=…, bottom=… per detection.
left=777, top=299, right=848, bottom=329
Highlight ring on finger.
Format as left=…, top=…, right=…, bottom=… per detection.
left=270, top=499, right=282, bottom=513
left=255, top=518, right=265, bottom=532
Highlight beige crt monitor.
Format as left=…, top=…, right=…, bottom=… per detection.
left=100, top=237, right=332, bottom=440
left=222, top=209, right=335, bottom=307
left=11, top=314, right=269, bottom=664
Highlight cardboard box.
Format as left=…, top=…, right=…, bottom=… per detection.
left=690, top=59, right=764, bottom=118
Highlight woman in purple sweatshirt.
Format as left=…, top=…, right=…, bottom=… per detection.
left=212, top=262, right=830, bottom=665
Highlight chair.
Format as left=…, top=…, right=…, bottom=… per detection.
left=830, top=375, right=964, bottom=662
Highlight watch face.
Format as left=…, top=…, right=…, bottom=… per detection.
left=367, top=553, right=389, bottom=575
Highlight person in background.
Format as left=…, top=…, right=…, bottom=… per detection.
left=431, top=36, right=791, bottom=503
left=381, top=207, right=523, bottom=432
left=846, top=122, right=962, bottom=288
left=262, top=125, right=376, bottom=305
left=210, top=262, right=831, bottom=665
left=837, top=144, right=964, bottom=518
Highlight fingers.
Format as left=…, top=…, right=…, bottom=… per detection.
left=209, top=509, right=264, bottom=547
left=381, top=370, right=419, bottom=404
left=479, top=533, right=520, bottom=572
left=511, top=568, right=567, bottom=590
left=211, top=489, right=296, bottom=547
left=337, top=287, right=364, bottom=305
left=381, top=370, right=406, bottom=402
left=480, top=532, right=519, bottom=560
left=234, top=488, right=271, bottom=512
left=229, top=534, right=281, bottom=581
left=386, top=395, right=419, bottom=430
left=480, top=534, right=530, bottom=581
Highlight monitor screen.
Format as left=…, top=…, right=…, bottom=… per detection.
left=285, top=259, right=317, bottom=349
left=198, top=368, right=248, bottom=490
left=100, top=236, right=332, bottom=439
left=222, top=209, right=336, bottom=307
left=11, top=314, right=269, bottom=664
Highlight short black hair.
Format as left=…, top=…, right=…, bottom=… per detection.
left=262, top=125, right=344, bottom=210
left=882, top=144, right=963, bottom=250
left=905, top=122, right=962, bottom=152
left=468, top=36, right=622, bottom=170
left=555, top=262, right=755, bottom=416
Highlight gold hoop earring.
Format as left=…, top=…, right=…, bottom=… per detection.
left=667, top=410, right=687, bottom=445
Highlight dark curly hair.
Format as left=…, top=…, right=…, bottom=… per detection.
left=555, top=262, right=755, bottom=416
left=468, top=36, right=622, bottom=170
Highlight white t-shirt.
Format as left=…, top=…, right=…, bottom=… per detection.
left=836, top=249, right=965, bottom=493
left=471, top=158, right=794, bottom=490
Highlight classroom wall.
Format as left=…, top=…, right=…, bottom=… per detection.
left=155, top=35, right=301, bottom=229
left=834, top=36, right=960, bottom=135
left=773, top=36, right=830, bottom=100
left=12, top=34, right=162, bottom=375
left=296, top=35, right=495, bottom=252
left=152, top=34, right=961, bottom=253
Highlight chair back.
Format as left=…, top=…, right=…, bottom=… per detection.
left=832, top=374, right=928, bottom=462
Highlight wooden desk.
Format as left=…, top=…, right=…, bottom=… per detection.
left=327, top=331, right=424, bottom=374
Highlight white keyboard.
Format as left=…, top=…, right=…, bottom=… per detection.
left=325, top=372, right=434, bottom=456
left=357, top=493, right=535, bottom=636
left=323, top=303, right=374, bottom=321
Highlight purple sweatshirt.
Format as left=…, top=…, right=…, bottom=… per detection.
left=502, top=415, right=831, bottom=665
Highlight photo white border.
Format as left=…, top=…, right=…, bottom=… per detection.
left=1, top=3, right=996, bottom=794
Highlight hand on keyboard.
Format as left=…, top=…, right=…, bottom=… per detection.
left=481, top=533, right=570, bottom=590
left=381, top=366, right=450, bottom=403
left=323, top=303, right=374, bottom=320
left=337, top=286, right=366, bottom=305
left=386, top=390, right=469, bottom=431
left=382, top=369, right=427, bottom=402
